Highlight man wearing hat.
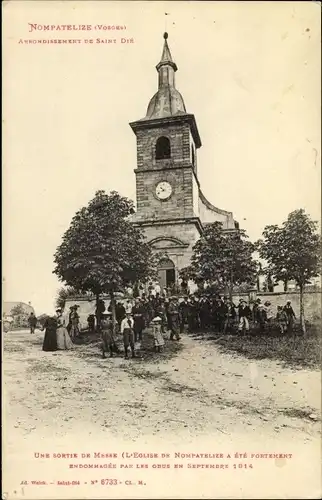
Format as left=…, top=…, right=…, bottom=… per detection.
left=120, top=311, right=135, bottom=359
left=69, top=305, right=80, bottom=341
left=67, top=306, right=74, bottom=334
left=28, top=312, right=37, bottom=334
left=95, top=298, right=106, bottom=331
left=252, top=298, right=261, bottom=324
left=238, top=299, right=251, bottom=334
left=168, top=297, right=181, bottom=341
left=179, top=296, right=189, bottom=333
left=283, top=300, right=296, bottom=333
left=276, top=306, right=288, bottom=334
left=132, top=298, right=145, bottom=343
left=101, top=312, right=116, bottom=358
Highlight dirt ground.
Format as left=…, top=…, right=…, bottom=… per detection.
left=3, top=328, right=322, bottom=499
left=4, top=327, right=321, bottom=440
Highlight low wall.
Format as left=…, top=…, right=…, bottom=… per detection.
left=64, top=290, right=321, bottom=330
left=63, top=296, right=128, bottom=331
left=232, top=291, right=321, bottom=321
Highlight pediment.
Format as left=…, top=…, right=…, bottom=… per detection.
left=149, top=236, right=189, bottom=249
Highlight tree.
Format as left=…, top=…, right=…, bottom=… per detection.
left=53, top=191, right=158, bottom=327
left=181, top=222, right=256, bottom=300
left=257, top=209, right=321, bottom=334
left=10, top=303, right=28, bottom=328
left=55, top=286, right=84, bottom=311
left=10, top=303, right=25, bottom=317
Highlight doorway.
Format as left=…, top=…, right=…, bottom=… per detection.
left=158, top=258, right=176, bottom=290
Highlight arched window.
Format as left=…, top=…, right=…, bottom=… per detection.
left=156, top=136, right=171, bottom=160
left=191, top=144, right=195, bottom=166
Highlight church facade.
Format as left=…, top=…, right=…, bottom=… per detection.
left=130, top=33, right=238, bottom=290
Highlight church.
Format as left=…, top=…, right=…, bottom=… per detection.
left=130, top=33, right=238, bottom=291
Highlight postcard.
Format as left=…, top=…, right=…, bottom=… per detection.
left=2, top=1, right=321, bottom=499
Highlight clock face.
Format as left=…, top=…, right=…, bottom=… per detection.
left=155, top=181, right=172, bottom=200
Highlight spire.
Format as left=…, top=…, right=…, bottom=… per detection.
left=159, top=32, right=175, bottom=66
left=156, top=32, right=178, bottom=88
left=142, top=33, right=186, bottom=120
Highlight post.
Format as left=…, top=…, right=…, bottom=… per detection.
left=248, top=287, right=257, bottom=304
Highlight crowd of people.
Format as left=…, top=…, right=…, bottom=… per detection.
left=28, top=292, right=297, bottom=358
left=91, top=293, right=297, bottom=359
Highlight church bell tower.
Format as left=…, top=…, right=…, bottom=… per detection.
left=130, top=33, right=236, bottom=290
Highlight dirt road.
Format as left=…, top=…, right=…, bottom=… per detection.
left=3, top=328, right=321, bottom=499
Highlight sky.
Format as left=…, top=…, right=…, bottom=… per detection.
left=3, top=1, right=321, bottom=315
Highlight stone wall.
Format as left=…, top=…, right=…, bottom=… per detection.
left=232, top=291, right=322, bottom=321
left=198, top=189, right=235, bottom=229
left=63, top=296, right=111, bottom=331
left=64, top=291, right=321, bottom=330
left=135, top=123, right=191, bottom=170
left=143, top=221, right=201, bottom=272
left=135, top=167, right=195, bottom=221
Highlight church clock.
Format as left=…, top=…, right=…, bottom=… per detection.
left=155, top=181, right=172, bottom=201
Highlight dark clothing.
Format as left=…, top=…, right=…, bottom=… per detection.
left=181, top=281, right=188, bottom=294
left=284, top=304, right=296, bottom=332
left=168, top=302, right=180, bottom=340
left=28, top=314, right=37, bottom=327
left=223, top=304, right=236, bottom=333
left=101, top=318, right=115, bottom=356
left=95, top=299, right=106, bottom=330
left=87, top=315, right=95, bottom=332
left=199, top=299, right=211, bottom=329
left=252, top=303, right=261, bottom=322
left=187, top=301, right=199, bottom=332
left=215, top=301, right=226, bottom=332
left=28, top=314, right=37, bottom=334
left=256, top=306, right=267, bottom=331
left=122, top=318, right=135, bottom=358
left=155, top=303, right=168, bottom=332
left=284, top=304, right=296, bottom=319
left=132, top=305, right=145, bottom=342
left=42, top=317, right=57, bottom=352
left=179, top=301, right=190, bottom=332
left=115, top=303, right=126, bottom=325
left=238, top=305, right=252, bottom=319
left=67, top=311, right=73, bottom=333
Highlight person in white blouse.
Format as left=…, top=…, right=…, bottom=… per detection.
left=120, top=312, right=135, bottom=359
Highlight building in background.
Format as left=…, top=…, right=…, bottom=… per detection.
left=3, top=301, right=35, bottom=329
left=130, top=33, right=238, bottom=291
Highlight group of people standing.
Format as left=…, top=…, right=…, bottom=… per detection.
left=95, top=294, right=297, bottom=357
left=36, top=292, right=297, bottom=357
left=40, top=305, right=80, bottom=352
left=92, top=296, right=168, bottom=360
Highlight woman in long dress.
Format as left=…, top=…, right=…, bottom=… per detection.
left=42, top=316, right=58, bottom=352
left=56, top=309, right=74, bottom=350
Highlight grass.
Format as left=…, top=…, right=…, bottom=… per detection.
left=212, top=322, right=321, bottom=369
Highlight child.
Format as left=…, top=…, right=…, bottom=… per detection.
left=87, top=314, right=95, bottom=333
left=276, top=306, right=288, bottom=334
left=151, top=316, right=165, bottom=353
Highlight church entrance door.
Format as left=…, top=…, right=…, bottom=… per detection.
left=158, top=258, right=176, bottom=290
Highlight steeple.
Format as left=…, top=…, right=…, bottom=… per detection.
left=143, top=32, right=186, bottom=120
left=156, top=32, right=178, bottom=88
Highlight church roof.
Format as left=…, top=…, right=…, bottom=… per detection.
left=158, top=32, right=176, bottom=68
left=141, top=32, right=187, bottom=121
left=145, top=88, right=186, bottom=120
